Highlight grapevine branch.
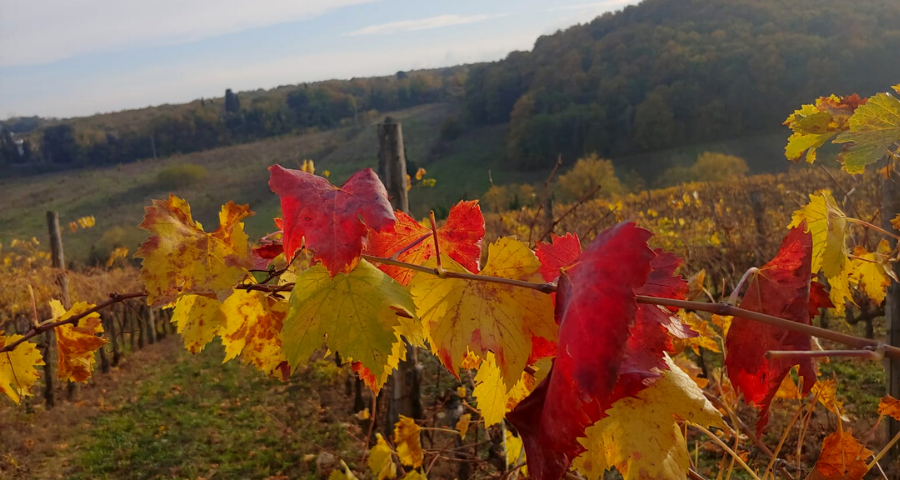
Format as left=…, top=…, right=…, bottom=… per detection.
left=0, top=291, right=147, bottom=354
left=6, top=255, right=900, bottom=362
left=245, top=253, right=900, bottom=359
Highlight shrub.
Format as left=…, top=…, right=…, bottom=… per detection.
left=555, top=154, right=623, bottom=202
left=156, top=163, right=208, bottom=189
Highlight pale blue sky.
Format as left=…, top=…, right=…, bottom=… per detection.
left=0, top=0, right=637, bottom=119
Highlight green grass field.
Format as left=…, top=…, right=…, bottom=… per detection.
left=0, top=338, right=362, bottom=480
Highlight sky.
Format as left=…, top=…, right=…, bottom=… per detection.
left=0, top=0, right=637, bottom=119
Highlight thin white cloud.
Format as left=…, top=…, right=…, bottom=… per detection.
left=346, top=14, right=500, bottom=36
left=0, top=0, right=381, bottom=67
left=547, top=0, right=633, bottom=12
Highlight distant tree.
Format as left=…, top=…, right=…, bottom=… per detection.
left=42, top=124, right=79, bottom=163
left=658, top=152, right=749, bottom=187
left=0, top=129, right=17, bottom=165
left=555, top=154, right=623, bottom=202
left=225, top=89, right=241, bottom=114
left=690, top=152, right=749, bottom=181
left=21, top=139, right=32, bottom=163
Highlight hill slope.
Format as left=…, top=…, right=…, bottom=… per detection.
left=464, top=0, right=900, bottom=176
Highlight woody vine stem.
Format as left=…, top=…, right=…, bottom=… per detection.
left=4, top=253, right=899, bottom=360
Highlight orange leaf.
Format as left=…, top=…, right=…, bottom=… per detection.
left=877, top=395, right=900, bottom=421
left=807, top=430, right=872, bottom=480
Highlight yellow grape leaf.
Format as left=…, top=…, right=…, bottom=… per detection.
left=848, top=241, right=891, bottom=305
left=783, top=95, right=861, bottom=163
left=367, top=434, right=397, bottom=480
left=686, top=269, right=706, bottom=300
left=807, top=430, right=873, bottom=480
left=826, top=264, right=855, bottom=315
left=835, top=92, right=900, bottom=174
left=674, top=311, right=720, bottom=354
left=0, top=335, right=44, bottom=404
left=136, top=195, right=253, bottom=306
left=894, top=85, right=900, bottom=95
left=50, top=300, right=107, bottom=383
left=409, top=238, right=555, bottom=389
left=877, top=395, right=900, bottom=421
left=456, top=413, right=471, bottom=438
left=282, top=260, right=422, bottom=391
left=328, top=460, right=359, bottom=480
left=789, top=191, right=848, bottom=279
left=459, top=350, right=482, bottom=370
left=402, top=471, right=427, bottom=480
left=711, top=314, right=732, bottom=338
left=573, top=355, right=724, bottom=480
left=774, top=373, right=802, bottom=401
left=456, top=386, right=467, bottom=398
left=219, top=290, right=288, bottom=379
left=472, top=352, right=534, bottom=427
left=784, top=104, right=839, bottom=164
left=393, top=415, right=423, bottom=468
left=170, top=295, right=226, bottom=354
left=812, top=379, right=848, bottom=421
left=506, top=430, right=525, bottom=467
left=672, top=356, right=708, bottom=389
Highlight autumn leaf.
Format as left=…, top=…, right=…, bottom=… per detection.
left=809, top=281, right=834, bottom=318
left=269, top=165, right=395, bottom=275
left=783, top=94, right=864, bottom=163
left=50, top=300, right=107, bottom=383
left=328, top=460, right=360, bottom=480
left=136, top=195, right=253, bottom=306
left=788, top=192, right=848, bottom=279
left=674, top=311, right=721, bottom=355
left=455, top=414, right=471, bottom=438
left=409, top=237, right=555, bottom=389
left=393, top=416, right=424, bottom=468
left=366, top=200, right=485, bottom=285
left=812, top=379, right=848, bottom=421
left=0, top=335, right=44, bottom=404
left=402, top=471, right=427, bottom=480
left=506, top=430, right=525, bottom=467
left=573, top=355, right=724, bottom=480
left=848, top=241, right=892, bottom=304
left=367, top=434, right=397, bottom=480
left=835, top=91, right=900, bottom=173
left=170, top=295, right=227, bottom=354
left=877, top=395, right=900, bottom=421
left=535, top=233, right=581, bottom=282
left=807, top=430, right=873, bottom=480
left=282, top=260, right=422, bottom=391
left=507, top=223, right=659, bottom=480
left=725, top=226, right=816, bottom=434
left=472, top=352, right=534, bottom=427
left=219, top=290, right=288, bottom=379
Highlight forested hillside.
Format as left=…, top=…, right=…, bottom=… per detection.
left=464, top=0, right=900, bottom=173
left=0, top=68, right=467, bottom=171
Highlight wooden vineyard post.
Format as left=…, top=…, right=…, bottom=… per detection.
left=377, top=119, right=423, bottom=431
left=377, top=119, right=409, bottom=214
left=45, top=211, right=74, bottom=406
left=882, top=171, right=900, bottom=454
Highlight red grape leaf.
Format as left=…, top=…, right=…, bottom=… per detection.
left=725, top=224, right=815, bottom=435
left=613, top=251, right=691, bottom=401
left=536, top=233, right=581, bottom=282
left=268, top=165, right=395, bottom=275
left=507, top=223, right=658, bottom=480
left=366, top=200, right=484, bottom=285
left=809, top=280, right=834, bottom=318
